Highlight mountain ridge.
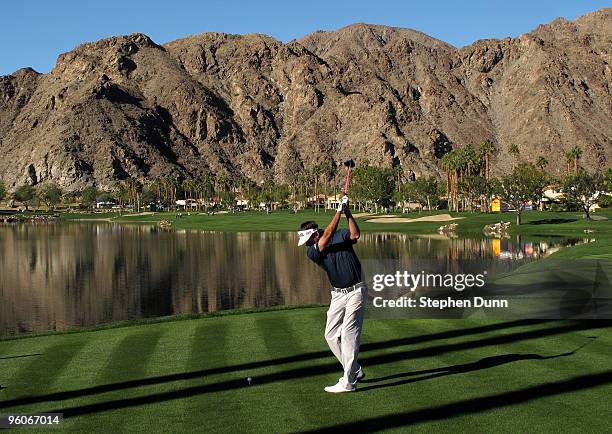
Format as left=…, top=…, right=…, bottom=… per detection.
left=0, top=8, right=610, bottom=191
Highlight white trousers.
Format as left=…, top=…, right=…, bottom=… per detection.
left=324, top=283, right=367, bottom=387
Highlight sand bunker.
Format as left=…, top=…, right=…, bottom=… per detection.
left=353, top=213, right=399, bottom=218
left=123, top=212, right=155, bottom=217
left=366, top=214, right=464, bottom=224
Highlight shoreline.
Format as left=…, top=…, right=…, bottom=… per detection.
left=0, top=304, right=326, bottom=342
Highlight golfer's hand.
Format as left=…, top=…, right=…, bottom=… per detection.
left=337, top=195, right=349, bottom=213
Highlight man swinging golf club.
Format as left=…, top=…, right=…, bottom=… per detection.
left=297, top=159, right=366, bottom=393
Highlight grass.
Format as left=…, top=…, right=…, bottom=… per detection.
left=0, top=308, right=611, bottom=432
left=59, top=208, right=611, bottom=232
left=59, top=208, right=612, bottom=259
left=3, top=210, right=611, bottom=431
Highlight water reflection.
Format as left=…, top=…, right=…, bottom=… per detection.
left=0, top=224, right=588, bottom=336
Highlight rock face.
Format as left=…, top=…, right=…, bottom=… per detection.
left=0, top=9, right=611, bottom=191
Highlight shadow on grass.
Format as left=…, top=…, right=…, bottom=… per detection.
left=0, top=319, right=551, bottom=409
left=528, top=218, right=578, bottom=225
left=0, top=354, right=41, bottom=361
left=359, top=340, right=594, bottom=392
left=1, top=321, right=610, bottom=417
left=305, top=370, right=612, bottom=433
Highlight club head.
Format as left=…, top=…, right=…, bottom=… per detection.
left=343, top=159, right=355, bottom=168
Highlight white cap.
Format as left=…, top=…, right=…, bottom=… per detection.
left=297, top=228, right=318, bottom=246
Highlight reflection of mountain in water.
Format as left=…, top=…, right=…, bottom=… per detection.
left=0, top=225, right=587, bottom=336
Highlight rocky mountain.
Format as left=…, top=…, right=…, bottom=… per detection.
left=0, top=8, right=610, bottom=191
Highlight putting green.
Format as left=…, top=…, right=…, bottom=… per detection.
left=1, top=308, right=611, bottom=432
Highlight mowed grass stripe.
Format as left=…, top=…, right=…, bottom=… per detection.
left=99, top=328, right=165, bottom=381
left=42, top=329, right=132, bottom=398
left=0, top=337, right=88, bottom=408
left=177, top=315, right=264, bottom=434
left=0, top=338, right=50, bottom=398
left=513, top=327, right=612, bottom=430
left=487, top=334, right=595, bottom=432
left=43, top=319, right=612, bottom=423
left=328, top=320, right=593, bottom=428
left=122, top=321, right=204, bottom=433
left=63, top=328, right=165, bottom=432
left=180, top=320, right=229, bottom=434
left=254, top=313, right=316, bottom=431
left=187, top=321, right=229, bottom=372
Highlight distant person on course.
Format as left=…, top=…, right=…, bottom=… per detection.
left=297, top=195, right=366, bottom=393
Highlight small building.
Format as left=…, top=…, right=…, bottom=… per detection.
left=490, top=198, right=514, bottom=212
left=96, top=201, right=115, bottom=209
left=175, top=199, right=199, bottom=209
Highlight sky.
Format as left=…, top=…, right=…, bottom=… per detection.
left=0, top=0, right=609, bottom=76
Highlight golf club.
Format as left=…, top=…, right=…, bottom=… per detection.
left=343, top=159, right=355, bottom=194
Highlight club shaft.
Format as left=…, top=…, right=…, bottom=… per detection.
left=344, top=166, right=351, bottom=194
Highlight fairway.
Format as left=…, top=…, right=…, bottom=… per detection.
left=1, top=308, right=611, bottom=432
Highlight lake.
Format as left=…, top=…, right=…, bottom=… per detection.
left=0, top=223, right=588, bottom=336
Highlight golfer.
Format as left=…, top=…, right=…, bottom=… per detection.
left=297, top=195, right=366, bottom=393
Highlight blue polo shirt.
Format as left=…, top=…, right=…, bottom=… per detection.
left=307, top=228, right=362, bottom=288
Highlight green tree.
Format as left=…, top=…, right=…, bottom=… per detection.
left=124, top=178, right=143, bottom=212
left=535, top=156, right=548, bottom=170
left=38, top=184, right=63, bottom=211
left=113, top=182, right=129, bottom=209
left=406, top=176, right=441, bottom=211
left=310, top=163, right=323, bottom=212
left=562, top=169, right=605, bottom=220
left=458, top=175, right=492, bottom=212
left=508, top=144, right=520, bottom=169
left=220, top=190, right=236, bottom=210
left=478, top=140, right=496, bottom=180
left=197, top=175, right=215, bottom=211
left=564, top=150, right=574, bottom=175
left=570, top=145, right=583, bottom=175
left=140, top=187, right=157, bottom=209
left=81, top=186, right=98, bottom=209
left=257, top=181, right=275, bottom=212
left=273, top=183, right=290, bottom=207
left=13, top=185, right=36, bottom=210
left=441, top=151, right=461, bottom=211
left=495, top=163, right=548, bottom=225
left=606, top=168, right=612, bottom=192
left=351, top=164, right=395, bottom=212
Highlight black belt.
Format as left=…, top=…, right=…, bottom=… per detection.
left=332, top=282, right=365, bottom=294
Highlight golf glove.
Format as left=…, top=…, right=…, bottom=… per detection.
left=337, top=195, right=349, bottom=213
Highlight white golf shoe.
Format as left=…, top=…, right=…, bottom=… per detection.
left=324, top=380, right=356, bottom=393
left=356, top=369, right=366, bottom=381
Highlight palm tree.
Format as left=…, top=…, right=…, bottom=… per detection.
left=564, top=151, right=574, bottom=175
left=508, top=144, right=520, bottom=169
left=113, top=181, right=128, bottom=210
left=441, top=151, right=461, bottom=212
left=460, top=144, right=478, bottom=177
left=319, top=160, right=332, bottom=211
left=199, top=175, right=215, bottom=211
left=570, top=145, right=583, bottom=175
left=162, top=176, right=178, bottom=210
left=125, top=177, right=143, bottom=212
left=151, top=178, right=164, bottom=207
left=311, top=163, right=322, bottom=212
left=478, top=140, right=496, bottom=180
left=536, top=156, right=548, bottom=171
left=393, top=164, right=404, bottom=192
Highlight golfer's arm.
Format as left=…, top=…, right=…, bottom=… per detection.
left=317, top=211, right=342, bottom=251
left=345, top=209, right=360, bottom=241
